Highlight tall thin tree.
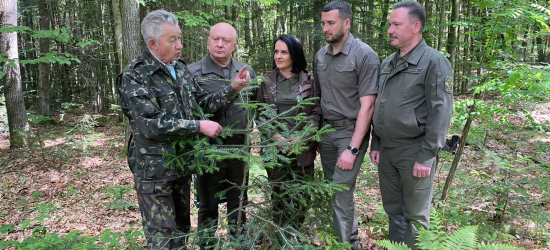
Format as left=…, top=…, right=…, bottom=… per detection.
left=37, top=0, right=52, bottom=116
left=120, top=0, right=141, bottom=155
left=1, top=0, right=30, bottom=148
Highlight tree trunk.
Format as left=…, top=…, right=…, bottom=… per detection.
left=244, top=2, right=251, bottom=50
left=122, top=0, right=141, bottom=64
left=312, top=0, right=324, bottom=57
left=379, top=0, right=390, bottom=48
left=121, top=0, right=141, bottom=155
left=535, top=25, right=547, bottom=64
left=231, top=0, right=239, bottom=24
left=37, top=0, right=52, bottom=116
left=447, top=0, right=460, bottom=68
left=441, top=93, right=480, bottom=202
left=289, top=0, right=294, bottom=33
left=112, top=0, right=123, bottom=73
left=437, top=0, right=445, bottom=51
left=424, top=0, right=434, bottom=47
left=1, top=0, right=30, bottom=148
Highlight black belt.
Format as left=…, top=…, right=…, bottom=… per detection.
left=325, top=118, right=356, bottom=127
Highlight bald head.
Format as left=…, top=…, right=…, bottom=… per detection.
left=208, top=22, right=238, bottom=66
left=210, top=22, right=238, bottom=41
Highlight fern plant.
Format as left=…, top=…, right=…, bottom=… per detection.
left=375, top=207, right=523, bottom=250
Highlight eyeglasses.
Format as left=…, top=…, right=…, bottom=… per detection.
left=210, top=37, right=233, bottom=45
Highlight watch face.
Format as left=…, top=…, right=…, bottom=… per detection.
left=348, top=146, right=359, bottom=155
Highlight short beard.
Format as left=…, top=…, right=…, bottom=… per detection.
left=326, top=25, right=345, bottom=44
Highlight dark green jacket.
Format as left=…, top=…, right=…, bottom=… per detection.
left=256, top=69, right=322, bottom=167
left=371, top=40, right=453, bottom=167
left=188, top=55, right=256, bottom=144
left=117, top=49, right=239, bottom=183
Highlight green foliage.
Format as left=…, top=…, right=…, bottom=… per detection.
left=102, top=186, right=139, bottom=210
left=0, top=26, right=83, bottom=79
left=160, top=84, right=342, bottom=247
left=375, top=240, right=411, bottom=250
left=10, top=231, right=100, bottom=250
left=28, top=115, right=55, bottom=126
left=65, top=114, right=98, bottom=134
left=20, top=51, right=81, bottom=65
left=0, top=198, right=143, bottom=249
left=0, top=224, right=15, bottom=234
left=375, top=208, right=523, bottom=250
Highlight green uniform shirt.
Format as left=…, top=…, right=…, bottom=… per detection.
left=314, top=33, right=380, bottom=120
left=371, top=39, right=454, bottom=167
left=276, top=72, right=300, bottom=129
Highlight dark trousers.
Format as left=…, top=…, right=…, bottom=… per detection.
left=197, top=158, right=248, bottom=246
left=135, top=175, right=191, bottom=249
left=267, top=160, right=315, bottom=229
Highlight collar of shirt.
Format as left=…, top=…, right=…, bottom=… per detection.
left=393, top=39, right=426, bottom=67
left=150, top=52, right=177, bottom=79
left=276, top=71, right=299, bottom=84
left=205, top=54, right=232, bottom=79
left=326, top=33, right=354, bottom=56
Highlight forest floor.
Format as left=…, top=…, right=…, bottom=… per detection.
left=0, top=101, right=549, bottom=249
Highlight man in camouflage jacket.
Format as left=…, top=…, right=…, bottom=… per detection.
left=116, top=10, right=250, bottom=249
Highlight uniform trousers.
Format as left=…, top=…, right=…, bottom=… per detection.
left=320, top=123, right=369, bottom=246
left=196, top=158, right=248, bottom=247
left=378, top=141, right=437, bottom=249
left=135, top=175, right=191, bottom=249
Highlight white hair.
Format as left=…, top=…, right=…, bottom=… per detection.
left=141, top=10, right=178, bottom=44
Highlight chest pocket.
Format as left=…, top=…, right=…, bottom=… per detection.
left=151, top=84, right=178, bottom=115
left=334, top=64, right=356, bottom=87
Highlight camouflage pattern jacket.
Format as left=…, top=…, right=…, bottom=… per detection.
left=117, top=49, right=240, bottom=183
left=256, top=69, right=322, bottom=167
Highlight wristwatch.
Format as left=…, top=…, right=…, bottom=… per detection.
left=347, top=145, right=359, bottom=155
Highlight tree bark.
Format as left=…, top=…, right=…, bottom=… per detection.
left=244, top=1, right=251, bottom=50
left=535, top=25, right=547, bottom=64
left=437, top=0, right=446, bottom=51
left=441, top=93, right=480, bottom=202
left=424, top=0, right=434, bottom=47
left=312, top=0, right=324, bottom=58
left=121, top=0, right=141, bottom=155
left=122, top=0, right=141, bottom=64
left=1, top=0, right=30, bottom=148
left=447, top=0, right=460, bottom=67
left=379, top=0, right=390, bottom=48
left=112, top=0, right=123, bottom=73
left=37, top=0, right=52, bottom=116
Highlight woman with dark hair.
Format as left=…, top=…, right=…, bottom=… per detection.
left=256, top=34, right=321, bottom=229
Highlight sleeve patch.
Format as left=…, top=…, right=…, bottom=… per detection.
left=445, top=76, right=453, bottom=94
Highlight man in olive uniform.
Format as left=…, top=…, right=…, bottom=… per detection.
left=314, top=1, right=379, bottom=248
left=188, top=22, right=256, bottom=246
left=117, top=11, right=250, bottom=249
left=369, top=1, right=453, bottom=249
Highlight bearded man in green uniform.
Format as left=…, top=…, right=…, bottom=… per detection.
left=188, top=22, right=256, bottom=248
left=314, top=1, right=379, bottom=248
left=117, top=10, right=250, bottom=249
left=369, top=2, right=453, bottom=249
